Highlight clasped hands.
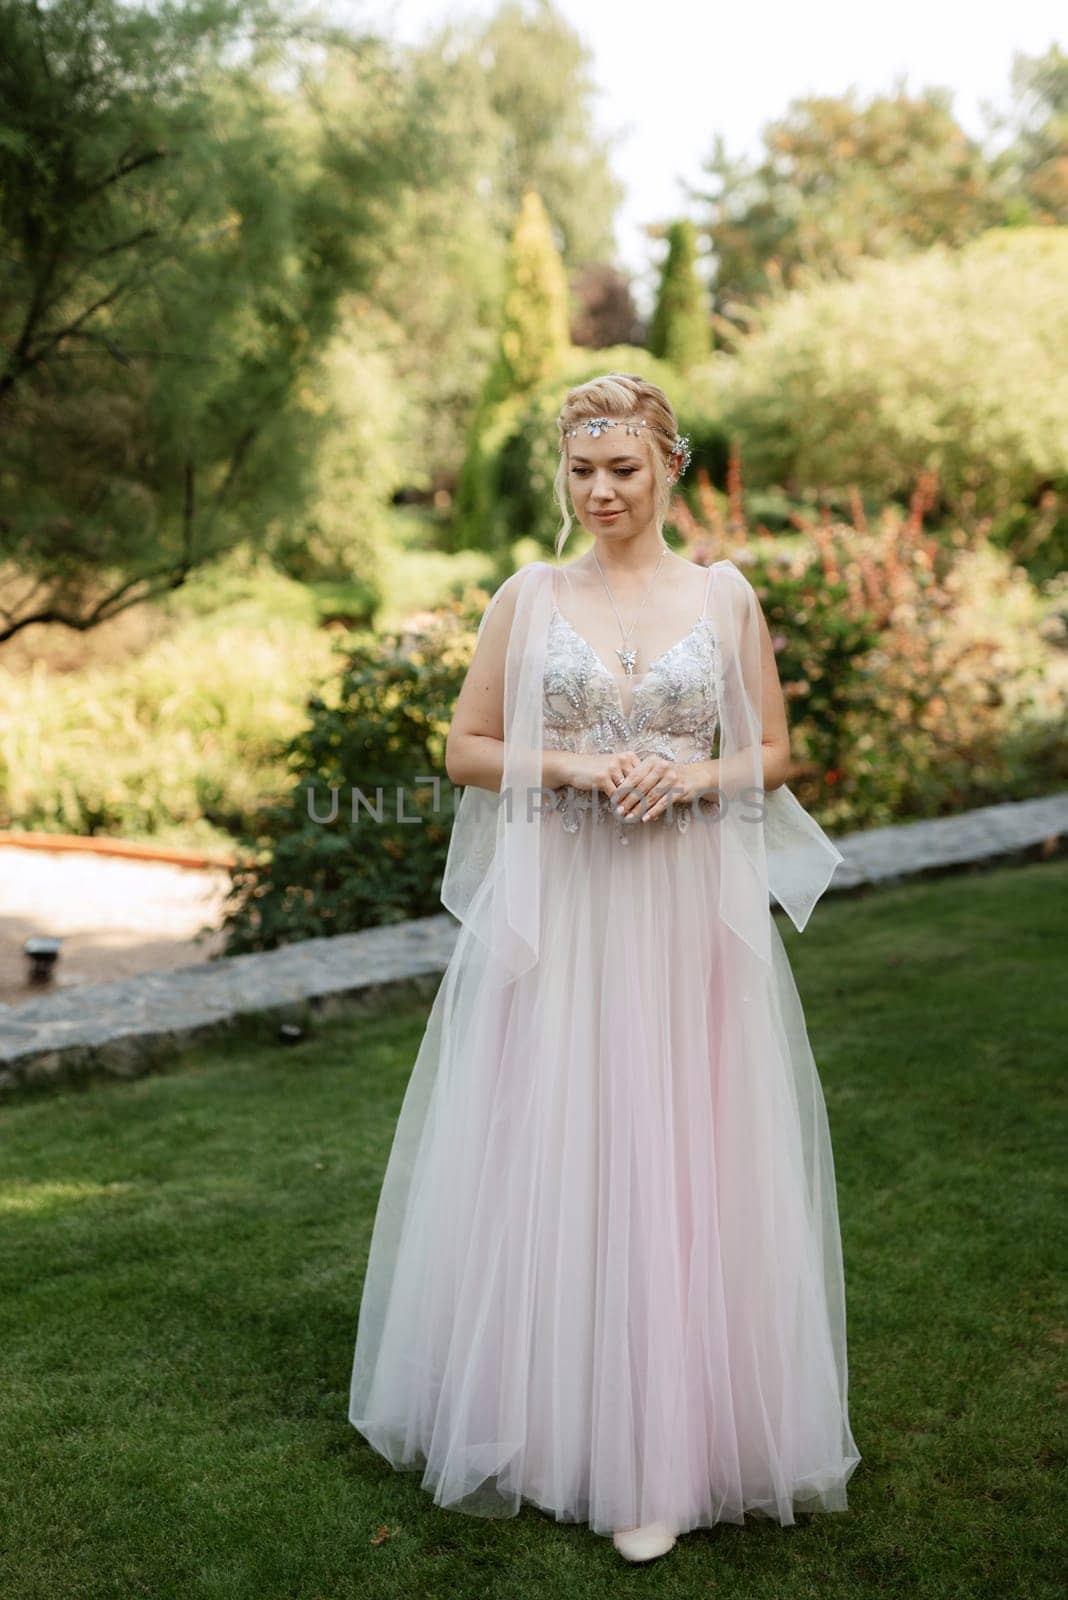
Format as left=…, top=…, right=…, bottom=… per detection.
left=569, top=750, right=719, bottom=825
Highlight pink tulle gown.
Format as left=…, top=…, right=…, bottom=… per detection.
left=348, top=566, right=861, bottom=1539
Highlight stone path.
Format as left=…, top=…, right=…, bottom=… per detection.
left=1, top=791, right=1064, bottom=1096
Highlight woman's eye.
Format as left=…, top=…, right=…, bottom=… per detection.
left=572, top=468, right=635, bottom=477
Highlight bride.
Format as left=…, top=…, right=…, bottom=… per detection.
left=348, top=372, right=861, bottom=1562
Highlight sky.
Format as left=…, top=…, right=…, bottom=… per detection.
left=336, top=0, right=1063, bottom=311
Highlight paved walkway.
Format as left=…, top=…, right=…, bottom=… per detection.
left=1, top=790, right=1065, bottom=1094
left=0, top=847, right=231, bottom=1006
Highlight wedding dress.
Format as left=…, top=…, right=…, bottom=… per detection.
left=348, top=558, right=861, bottom=1539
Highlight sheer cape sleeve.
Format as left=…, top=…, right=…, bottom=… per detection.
left=707, top=561, right=845, bottom=965
left=440, top=559, right=843, bottom=983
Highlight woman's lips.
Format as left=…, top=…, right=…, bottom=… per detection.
left=594, top=510, right=624, bottom=520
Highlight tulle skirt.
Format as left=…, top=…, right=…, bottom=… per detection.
left=348, top=797, right=861, bottom=1537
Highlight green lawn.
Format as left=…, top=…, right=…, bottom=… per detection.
left=1, top=859, right=1064, bottom=1600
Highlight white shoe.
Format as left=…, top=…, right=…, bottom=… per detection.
left=611, top=1521, right=677, bottom=1562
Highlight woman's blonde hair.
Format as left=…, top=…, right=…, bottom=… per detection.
left=552, top=372, right=682, bottom=558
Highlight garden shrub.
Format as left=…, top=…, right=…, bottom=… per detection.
left=717, top=226, right=1068, bottom=574
left=675, top=461, right=1068, bottom=830
left=0, top=604, right=336, bottom=846
left=216, top=590, right=486, bottom=953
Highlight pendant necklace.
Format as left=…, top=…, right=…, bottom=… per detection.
left=591, top=543, right=669, bottom=676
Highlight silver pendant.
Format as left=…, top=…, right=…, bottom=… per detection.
left=617, top=647, right=638, bottom=675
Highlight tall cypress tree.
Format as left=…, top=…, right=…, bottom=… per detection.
left=486, top=187, right=570, bottom=403
left=646, top=219, right=711, bottom=372
left=453, top=188, right=570, bottom=550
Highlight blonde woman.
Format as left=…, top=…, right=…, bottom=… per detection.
left=348, top=374, right=860, bottom=1561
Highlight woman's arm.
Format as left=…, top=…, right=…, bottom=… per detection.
left=751, top=585, right=791, bottom=791
left=446, top=735, right=573, bottom=794
left=680, top=583, right=791, bottom=801
left=444, top=579, right=513, bottom=791
left=444, top=577, right=575, bottom=793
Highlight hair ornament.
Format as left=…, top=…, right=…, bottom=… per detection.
left=559, top=414, right=693, bottom=479
left=562, top=416, right=649, bottom=442
left=671, top=434, right=693, bottom=474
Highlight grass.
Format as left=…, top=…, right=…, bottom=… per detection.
left=1, top=858, right=1064, bottom=1599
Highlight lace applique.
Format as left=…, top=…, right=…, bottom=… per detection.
left=542, top=607, right=720, bottom=846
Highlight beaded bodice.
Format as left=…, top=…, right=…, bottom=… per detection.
left=542, top=594, right=721, bottom=843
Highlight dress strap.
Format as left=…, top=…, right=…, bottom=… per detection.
left=700, top=564, right=714, bottom=619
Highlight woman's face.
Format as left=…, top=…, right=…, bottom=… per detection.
left=567, top=428, right=670, bottom=539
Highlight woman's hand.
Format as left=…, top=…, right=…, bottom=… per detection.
left=612, top=756, right=719, bottom=823
left=559, top=750, right=642, bottom=796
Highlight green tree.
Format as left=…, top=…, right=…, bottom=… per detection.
left=988, top=45, right=1068, bottom=225
left=452, top=187, right=570, bottom=552
left=692, top=79, right=1002, bottom=312
left=491, top=187, right=571, bottom=399
left=646, top=219, right=711, bottom=371
left=368, top=0, right=626, bottom=497
left=0, top=0, right=423, bottom=645
left=461, top=0, right=622, bottom=269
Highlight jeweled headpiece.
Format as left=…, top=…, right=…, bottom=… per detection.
left=559, top=415, right=692, bottom=477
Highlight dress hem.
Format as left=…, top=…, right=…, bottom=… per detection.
left=349, top=1415, right=861, bottom=1536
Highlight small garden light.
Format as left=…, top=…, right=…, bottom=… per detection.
left=24, top=935, right=62, bottom=986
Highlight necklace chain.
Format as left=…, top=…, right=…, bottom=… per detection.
left=591, top=543, right=669, bottom=676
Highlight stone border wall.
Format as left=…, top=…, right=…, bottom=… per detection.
left=2, top=792, right=1065, bottom=1099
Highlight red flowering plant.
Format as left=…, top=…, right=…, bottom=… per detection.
left=673, top=446, right=1066, bottom=831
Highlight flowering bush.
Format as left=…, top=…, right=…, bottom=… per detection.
left=674, top=452, right=1068, bottom=830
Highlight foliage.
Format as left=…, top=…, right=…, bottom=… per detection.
left=263, top=330, right=401, bottom=590
left=450, top=388, right=530, bottom=560
left=673, top=456, right=1068, bottom=830
left=429, top=0, right=623, bottom=269
left=368, top=544, right=497, bottom=634
left=567, top=263, right=642, bottom=349
left=715, top=227, right=1068, bottom=561
left=0, top=558, right=335, bottom=844
left=646, top=219, right=711, bottom=372
left=370, top=1, right=624, bottom=498
left=0, top=535, right=499, bottom=848
left=452, top=189, right=571, bottom=552
left=493, top=189, right=572, bottom=400
left=215, top=592, right=484, bottom=952
left=695, top=81, right=1004, bottom=310
left=986, top=44, right=1068, bottom=226
left=693, top=52, right=1067, bottom=315
left=0, top=0, right=428, bottom=645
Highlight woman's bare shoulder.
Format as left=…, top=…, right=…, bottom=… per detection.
left=476, top=561, right=553, bottom=632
